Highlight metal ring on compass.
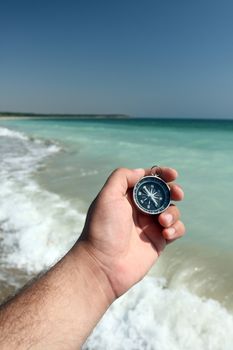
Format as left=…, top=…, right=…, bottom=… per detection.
left=133, top=167, right=171, bottom=215
left=150, top=165, right=162, bottom=177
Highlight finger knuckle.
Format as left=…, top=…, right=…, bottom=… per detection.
left=182, top=223, right=186, bottom=235
left=169, top=205, right=180, bottom=218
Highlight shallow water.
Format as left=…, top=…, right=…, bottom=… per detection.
left=0, top=118, right=233, bottom=349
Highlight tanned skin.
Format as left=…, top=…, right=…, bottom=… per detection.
left=0, top=167, right=185, bottom=349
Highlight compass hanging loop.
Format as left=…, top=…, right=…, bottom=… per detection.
left=150, top=165, right=162, bottom=177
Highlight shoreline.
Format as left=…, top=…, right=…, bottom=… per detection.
left=1, top=114, right=233, bottom=122
left=0, top=114, right=130, bottom=120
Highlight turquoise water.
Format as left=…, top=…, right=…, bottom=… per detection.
left=0, top=118, right=233, bottom=349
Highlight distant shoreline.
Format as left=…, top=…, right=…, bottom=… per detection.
left=1, top=113, right=233, bottom=122
left=0, top=113, right=130, bottom=120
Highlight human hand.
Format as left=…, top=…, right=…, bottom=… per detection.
left=75, top=167, right=185, bottom=300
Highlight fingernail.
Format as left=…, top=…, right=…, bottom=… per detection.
left=134, top=168, right=144, bottom=171
left=173, top=169, right=179, bottom=177
left=178, top=188, right=184, bottom=198
left=166, top=227, right=176, bottom=238
left=163, top=213, right=173, bottom=226
left=133, top=168, right=144, bottom=174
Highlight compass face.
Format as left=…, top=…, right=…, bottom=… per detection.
left=133, top=176, right=170, bottom=215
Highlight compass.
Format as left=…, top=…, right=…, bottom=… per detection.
left=133, top=168, right=171, bottom=215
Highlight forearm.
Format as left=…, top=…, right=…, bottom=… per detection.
left=0, top=243, right=115, bottom=350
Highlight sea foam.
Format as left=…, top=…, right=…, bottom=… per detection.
left=0, top=126, right=28, bottom=140
left=85, top=277, right=233, bottom=350
left=0, top=126, right=85, bottom=271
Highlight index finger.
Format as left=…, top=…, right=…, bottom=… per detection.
left=104, top=166, right=178, bottom=196
left=141, top=166, right=178, bottom=183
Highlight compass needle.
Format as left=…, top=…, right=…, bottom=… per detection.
left=151, top=196, right=158, bottom=207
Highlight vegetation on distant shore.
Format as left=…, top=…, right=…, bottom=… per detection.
left=0, top=112, right=129, bottom=119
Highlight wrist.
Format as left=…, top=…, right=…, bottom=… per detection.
left=69, top=241, right=116, bottom=308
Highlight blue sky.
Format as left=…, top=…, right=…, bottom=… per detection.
left=1, top=0, right=233, bottom=118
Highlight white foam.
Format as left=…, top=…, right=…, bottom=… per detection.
left=0, top=126, right=85, bottom=272
left=84, top=277, right=233, bottom=350
left=0, top=178, right=85, bottom=271
left=0, top=126, right=28, bottom=140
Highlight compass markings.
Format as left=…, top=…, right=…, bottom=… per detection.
left=134, top=176, right=170, bottom=214
left=137, top=183, right=165, bottom=209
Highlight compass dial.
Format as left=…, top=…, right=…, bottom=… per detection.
left=133, top=176, right=170, bottom=215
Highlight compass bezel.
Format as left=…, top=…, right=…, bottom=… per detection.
left=133, top=175, right=171, bottom=215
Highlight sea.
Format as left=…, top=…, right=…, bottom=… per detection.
left=0, top=117, right=233, bottom=349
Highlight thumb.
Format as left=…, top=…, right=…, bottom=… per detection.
left=103, top=168, right=147, bottom=196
